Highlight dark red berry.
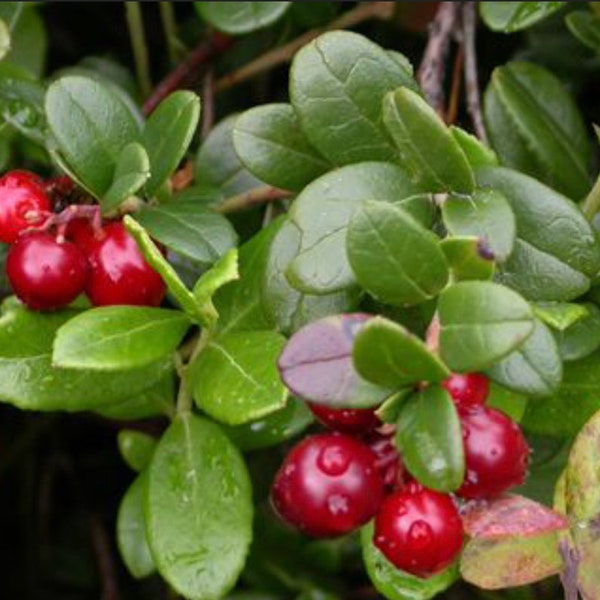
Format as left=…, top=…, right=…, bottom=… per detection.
left=374, top=483, right=463, bottom=577
left=365, top=430, right=403, bottom=491
left=0, top=170, right=50, bottom=243
left=457, top=406, right=529, bottom=500
left=308, top=402, right=380, bottom=434
left=44, top=176, right=76, bottom=205
left=6, top=232, right=88, bottom=310
left=65, top=218, right=101, bottom=256
left=85, top=221, right=166, bottom=307
left=443, top=373, right=489, bottom=407
left=271, top=433, right=385, bottom=538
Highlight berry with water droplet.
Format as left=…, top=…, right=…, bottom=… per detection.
left=307, top=402, right=380, bottom=434
left=443, top=373, right=489, bottom=407
left=374, top=483, right=463, bottom=577
left=364, top=430, right=403, bottom=490
left=271, top=433, right=384, bottom=537
left=457, top=406, right=529, bottom=499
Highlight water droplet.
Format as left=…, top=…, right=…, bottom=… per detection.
left=327, top=493, right=349, bottom=515
left=317, top=445, right=350, bottom=476
left=408, top=519, right=433, bottom=548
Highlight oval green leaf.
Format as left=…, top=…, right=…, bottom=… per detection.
left=117, top=430, right=157, bottom=472
left=480, top=2, right=565, bottom=33
left=440, top=237, right=495, bottom=282
left=195, top=2, right=290, bottom=35
left=534, top=302, right=589, bottom=332
left=566, top=11, right=600, bottom=52
left=554, top=303, right=600, bottom=362
left=450, top=126, right=499, bottom=169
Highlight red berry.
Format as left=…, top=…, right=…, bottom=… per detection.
left=443, top=373, right=489, bottom=407
left=365, top=430, right=403, bottom=491
left=65, top=218, right=101, bottom=256
left=308, top=403, right=380, bottom=434
left=6, top=232, right=88, bottom=310
left=85, top=221, right=166, bottom=307
left=374, top=483, right=463, bottom=577
left=271, top=433, right=385, bottom=537
left=0, top=170, right=50, bottom=243
left=457, top=406, right=529, bottom=500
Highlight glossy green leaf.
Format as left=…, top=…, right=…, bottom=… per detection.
left=440, top=237, right=495, bottom=282
left=439, top=281, right=535, bottom=372
left=353, top=316, right=449, bottom=388
left=486, top=319, right=562, bottom=397
left=142, top=91, right=200, bottom=196
left=146, top=414, right=253, bottom=600
left=195, top=2, right=290, bottom=35
left=117, top=430, right=157, bottom=472
left=484, top=62, right=591, bottom=199
left=397, top=387, right=464, bottom=492
left=287, top=162, right=431, bottom=294
left=102, top=142, right=150, bottom=212
left=289, top=31, right=416, bottom=165
left=45, top=75, right=141, bottom=197
left=566, top=11, right=600, bottom=52
left=53, top=307, right=190, bottom=371
left=191, top=330, right=287, bottom=425
left=117, top=472, right=155, bottom=579
left=450, top=126, right=499, bottom=169
left=233, top=103, right=330, bottom=192
left=383, top=87, right=474, bottom=193
left=480, top=2, right=565, bottom=33
left=361, top=523, right=458, bottom=600
left=375, top=391, right=411, bottom=425
left=442, top=189, right=515, bottom=262
left=477, top=167, right=600, bottom=301
left=554, top=303, right=600, bottom=361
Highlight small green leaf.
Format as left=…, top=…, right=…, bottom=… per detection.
left=533, top=302, right=589, bottom=331
left=146, top=414, right=253, bottom=600
left=195, top=2, right=290, bottom=35
left=117, top=430, right=157, bottom=472
left=382, top=87, right=474, bottom=193
left=102, top=142, right=150, bottom=213
left=233, top=103, right=330, bottom=192
left=53, top=307, right=190, bottom=371
left=190, top=330, right=287, bottom=425
left=142, top=91, right=201, bottom=196
left=374, top=391, right=411, bottom=425
left=439, top=281, right=535, bottom=372
left=554, top=303, right=600, bottom=361
left=442, top=189, right=515, bottom=262
left=0, top=19, right=11, bottom=61
left=440, top=237, right=495, bottom=282
left=396, top=387, right=465, bottom=492
left=480, top=2, right=565, bottom=33
left=566, top=11, right=600, bottom=52
left=117, top=472, right=155, bottom=579
left=450, top=126, right=499, bottom=169
left=347, top=201, right=449, bottom=306
left=352, top=316, right=449, bottom=388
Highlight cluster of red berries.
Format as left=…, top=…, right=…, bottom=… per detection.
left=0, top=170, right=165, bottom=311
left=271, top=373, right=530, bottom=578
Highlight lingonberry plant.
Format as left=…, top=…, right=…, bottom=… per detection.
left=2, top=1, right=600, bottom=599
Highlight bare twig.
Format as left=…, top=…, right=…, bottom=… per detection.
left=461, top=2, right=488, bottom=143
left=215, top=2, right=396, bottom=93
left=217, top=186, right=293, bottom=215
left=446, top=45, right=464, bottom=125
left=417, top=2, right=461, bottom=115
left=201, top=68, right=215, bottom=139
left=90, top=513, right=120, bottom=600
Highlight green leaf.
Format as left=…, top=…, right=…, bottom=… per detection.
left=361, top=523, right=458, bottom=600
left=142, top=90, right=201, bottom=196
left=287, top=162, right=431, bottom=295
left=477, top=167, right=600, bottom=301
left=486, top=319, right=562, bottom=397
left=352, top=316, right=449, bottom=388
left=533, top=302, right=589, bottom=331
left=554, top=303, right=600, bottom=361
left=375, top=391, right=411, bottom=425
left=347, top=201, right=449, bottom=306
left=45, top=76, right=142, bottom=197
left=195, top=2, right=290, bottom=35
left=396, top=387, right=465, bottom=492
left=53, top=307, right=190, bottom=371
left=480, top=2, right=565, bottom=33
left=441, top=189, right=515, bottom=262
left=450, top=126, right=499, bottom=169
left=289, top=31, right=417, bottom=165
left=117, top=430, right=157, bottom=472
left=440, top=237, right=495, bottom=282
left=382, top=87, right=474, bottom=193
left=566, top=11, right=600, bottom=52
left=484, top=62, right=591, bottom=199
left=102, top=142, right=150, bottom=213
left=146, top=414, right=253, bottom=599
left=117, top=472, right=155, bottom=579
left=190, top=330, right=287, bottom=425
left=438, top=281, right=535, bottom=372
left=233, top=103, right=330, bottom=192
left=1, top=5, right=46, bottom=77
left=0, top=19, right=10, bottom=62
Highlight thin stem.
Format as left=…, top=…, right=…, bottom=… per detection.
left=125, top=2, right=152, bottom=97
left=216, top=186, right=293, bottom=215
left=159, top=2, right=179, bottom=66
left=446, top=45, right=464, bottom=125
left=215, top=2, right=396, bottom=93
left=581, top=172, right=600, bottom=221
left=176, top=328, right=213, bottom=415
left=90, top=513, right=120, bottom=600
left=201, top=69, right=215, bottom=139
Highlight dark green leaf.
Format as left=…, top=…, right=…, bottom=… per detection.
left=396, top=387, right=465, bottom=492
left=117, top=430, right=157, bottom=472
left=353, top=316, right=449, bottom=388
left=439, top=281, right=535, bottom=372
left=382, top=87, right=474, bottom=193
left=289, top=31, right=417, bottom=165
left=487, top=383, right=528, bottom=422
left=1, top=5, right=46, bottom=77
left=480, top=2, right=565, bottom=33
left=195, top=2, right=290, bottom=35
left=146, top=414, right=253, bottom=599
left=440, top=237, right=495, bottom=282
left=566, top=11, right=600, bottom=52
left=554, top=303, right=600, bottom=361
left=450, top=126, right=499, bottom=169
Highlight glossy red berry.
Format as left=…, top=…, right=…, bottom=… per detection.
left=443, top=373, right=489, bottom=407
left=374, top=483, right=463, bottom=577
left=271, top=433, right=385, bottom=537
left=6, top=232, right=88, bottom=310
left=308, top=403, right=380, bottom=434
left=65, top=218, right=101, bottom=256
left=85, top=221, right=166, bottom=307
left=0, top=170, right=50, bottom=243
left=457, top=406, right=529, bottom=500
